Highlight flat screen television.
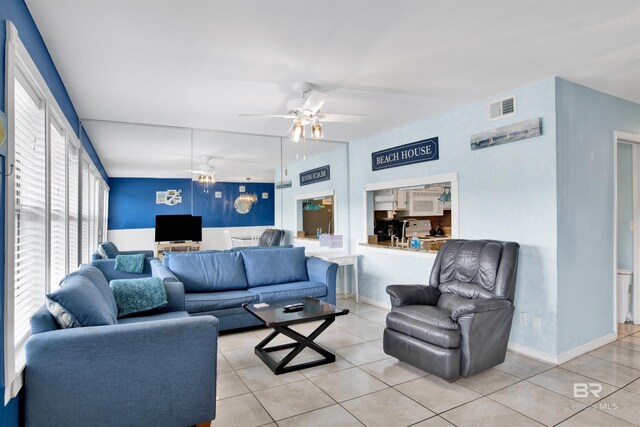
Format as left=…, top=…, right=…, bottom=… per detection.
left=155, top=215, right=202, bottom=242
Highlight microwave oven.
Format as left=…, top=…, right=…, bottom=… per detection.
left=396, top=191, right=444, bottom=217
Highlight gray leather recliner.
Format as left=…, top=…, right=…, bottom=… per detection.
left=383, top=239, right=519, bottom=380
left=258, top=228, right=284, bottom=246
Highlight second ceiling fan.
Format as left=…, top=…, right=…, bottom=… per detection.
left=240, top=82, right=365, bottom=142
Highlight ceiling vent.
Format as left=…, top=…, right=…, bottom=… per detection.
left=489, top=96, right=516, bottom=120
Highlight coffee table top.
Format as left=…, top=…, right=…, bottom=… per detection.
left=243, top=297, right=349, bottom=327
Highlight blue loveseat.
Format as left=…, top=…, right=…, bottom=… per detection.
left=25, top=264, right=218, bottom=427
left=153, top=246, right=339, bottom=331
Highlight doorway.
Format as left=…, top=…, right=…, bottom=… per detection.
left=615, top=132, right=640, bottom=329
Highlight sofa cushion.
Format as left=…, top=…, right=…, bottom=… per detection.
left=91, top=258, right=153, bottom=282
left=65, top=265, right=118, bottom=318
left=185, top=290, right=258, bottom=313
left=98, top=241, right=120, bottom=259
left=248, top=281, right=327, bottom=303
left=114, top=254, right=146, bottom=274
left=164, top=252, right=248, bottom=292
left=117, top=310, right=190, bottom=324
left=387, top=305, right=460, bottom=349
left=46, top=276, right=118, bottom=328
left=241, top=246, right=308, bottom=287
left=110, top=277, right=168, bottom=318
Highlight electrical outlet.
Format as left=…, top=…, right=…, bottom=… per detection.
left=519, top=312, right=528, bottom=327
left=532, top=316, right=542, bottom=331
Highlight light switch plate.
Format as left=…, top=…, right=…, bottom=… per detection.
left=262, top=192, right=269, bottom=199
left=214, top=191, right=222, bottom=198
left=239, top=186, right=245, bottom=192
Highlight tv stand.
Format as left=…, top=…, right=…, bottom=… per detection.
left=156, top=241, right=201, bottom=261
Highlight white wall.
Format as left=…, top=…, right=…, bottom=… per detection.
left=108, top=225, right=272, bottom=252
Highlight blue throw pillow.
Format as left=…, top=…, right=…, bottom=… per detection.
left=98, top=242, right=120, bottom=258
left=110, top=277, right=168, bottom=318
left=46, top=276, right=118, bottom=328
left=114, top=254, right=146, bottom=274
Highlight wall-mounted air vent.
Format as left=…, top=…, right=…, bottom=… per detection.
left=489, top=96, right=516, bottom=120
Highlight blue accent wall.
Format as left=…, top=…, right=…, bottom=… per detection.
left=108, top=178, right=275, bottom=230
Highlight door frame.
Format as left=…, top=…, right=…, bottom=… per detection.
left=613, top=131, right=640, bottom=331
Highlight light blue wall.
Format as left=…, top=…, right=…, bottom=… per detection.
left=556, top=78, right=640, bottom=353
left=276, top=143, right=350, bottom=245
left=347, top=78, right=559, bottom=354
left=617, top=143, right=634, bottom=271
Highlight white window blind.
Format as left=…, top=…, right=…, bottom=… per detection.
left=49, top=119, right=67, bottom=291
left=81, top=160, right=90, bottom=263
left=68, top=141, right=80, bottom=272
left=90, top=172, right=99, bottom=252
left=12, top=71, right=47, bottom=348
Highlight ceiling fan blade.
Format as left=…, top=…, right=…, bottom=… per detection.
left=238, top=114, right=296, bottom=119
left=316, top=113, right=366, bottom=123
left=302, top=91, right=328, bottom=114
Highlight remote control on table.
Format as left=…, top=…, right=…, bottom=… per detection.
left=283, top=303, right=304, bottom=312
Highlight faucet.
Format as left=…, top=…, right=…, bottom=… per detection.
left=401, top=219, right=417, bottom=245
left=327, top=218, right=333, bottom=235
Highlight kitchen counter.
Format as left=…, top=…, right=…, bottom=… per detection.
left=360, top=236, right=450, bottom=254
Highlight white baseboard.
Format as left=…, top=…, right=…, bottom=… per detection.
left=354, top=295, right=391, bottom=310
left=508, top=332, right=617, bottom=365
left=555, top=332, right=617, bottom=365
left=507, top=342, right=559, bottom=365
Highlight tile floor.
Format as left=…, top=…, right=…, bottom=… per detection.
left=209, top=300, right=640, bottom=427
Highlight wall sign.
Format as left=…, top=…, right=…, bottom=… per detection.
left=371, top=137, right=439, bottom=171
left=300, top=165, right=331, bottom=186
left=156, top=189, right=182, bottom=205
left=470, top=118, right=541, bottom=151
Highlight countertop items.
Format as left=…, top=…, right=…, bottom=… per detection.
left=360, top=236, right=449, bottom=253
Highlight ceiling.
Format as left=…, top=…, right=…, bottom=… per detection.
left=25, top=0, right=640, bottom=180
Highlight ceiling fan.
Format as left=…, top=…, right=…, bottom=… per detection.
left=240, top=82, right=365, bottom=142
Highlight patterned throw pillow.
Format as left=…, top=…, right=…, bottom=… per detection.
left=114, top=254, right=146, bottom=274
left=97, top=245, right=109, bottom=259
left=110, top=277, right=168, bottom=318
left=46, top=276, right=118, bottom=328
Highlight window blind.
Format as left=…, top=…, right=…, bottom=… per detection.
left=68, top=141, right=80, bottom=271
left=12, top=74, right=47, bottom=347
left=81, top=160, right=90, bottom=263
left=49, top=120, right=67, bottom=291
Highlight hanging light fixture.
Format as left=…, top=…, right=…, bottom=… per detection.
left=290, top=119, right=305, bottom=143
left=310, top=118, right=323, bottom=140
left=239, top=178, right=258, bottom=205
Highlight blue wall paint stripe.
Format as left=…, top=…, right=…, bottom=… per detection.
left=108, top=178, right=275, bottom=230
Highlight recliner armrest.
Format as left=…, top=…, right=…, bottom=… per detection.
left=451, top=298, right=511, bottom=320
left=386, top=285, right=440, bottom=307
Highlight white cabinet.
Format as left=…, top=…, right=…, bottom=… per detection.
left=374, top=190, right=396, bottom=211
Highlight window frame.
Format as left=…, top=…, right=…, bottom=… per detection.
left=3, top=21, right=109, bottom=403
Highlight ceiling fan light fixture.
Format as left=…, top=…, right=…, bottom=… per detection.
left=310, top=119, right=323, bottom=139
left=290, top=120, right=305, bottom=143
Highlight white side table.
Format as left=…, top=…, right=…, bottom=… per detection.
left=307, top=251, right=360, bottom=302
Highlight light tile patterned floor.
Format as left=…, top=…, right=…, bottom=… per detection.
left=210, top=300, right=640, bottom=427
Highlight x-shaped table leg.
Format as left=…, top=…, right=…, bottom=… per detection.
left=254, top=318, right=336, bottom=374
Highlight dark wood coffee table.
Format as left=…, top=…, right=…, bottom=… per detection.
left=242, top=297, right=349, bottom=375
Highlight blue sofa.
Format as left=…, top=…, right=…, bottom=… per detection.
left=91, top=241, right=155, bottom=261
left=25, top=264, right=218, bottom=427
left=154, top=246, right=339, bottom=331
